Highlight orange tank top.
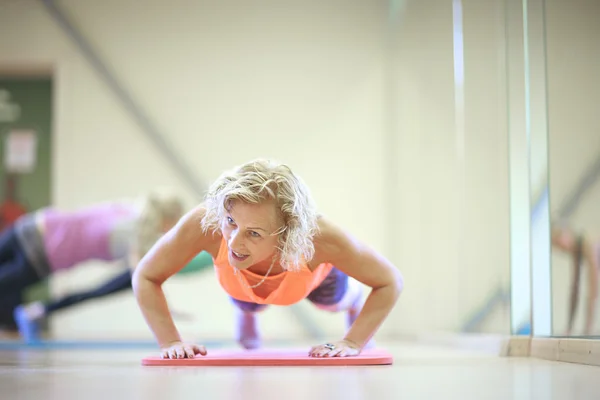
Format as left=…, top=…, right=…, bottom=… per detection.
left=213, top=238, right=334, bottom=306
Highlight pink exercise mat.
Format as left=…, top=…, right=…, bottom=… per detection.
left=141, top=348, right=393, bottom=366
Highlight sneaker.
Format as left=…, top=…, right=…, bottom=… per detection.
left=13, top=305, right=43, bottom=343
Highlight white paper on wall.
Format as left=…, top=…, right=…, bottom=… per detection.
left=4, top=129, right=38, bottom=173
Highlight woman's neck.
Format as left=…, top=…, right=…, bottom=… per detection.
left=247, top=255, right=285, bottom=276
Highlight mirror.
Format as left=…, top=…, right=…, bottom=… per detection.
left=547, top=0, right=600, bottom=338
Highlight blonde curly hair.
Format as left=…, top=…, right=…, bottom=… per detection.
left=201, top=159, right=319, bottom=271
left=135, top=191, right=186, bottom=258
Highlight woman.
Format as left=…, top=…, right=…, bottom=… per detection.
left=551, top=223, right=599, bottom=336
left=133, top=159, right=404, bottom=358
left=0, top=191, right=185, bottom=340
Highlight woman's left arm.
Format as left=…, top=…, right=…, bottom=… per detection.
left=313, top=217, right=404, bottom=351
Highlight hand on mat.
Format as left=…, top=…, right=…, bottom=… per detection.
left=309, top=339, right=361, bottom=358
left=160, top=341, right=207, bottom=359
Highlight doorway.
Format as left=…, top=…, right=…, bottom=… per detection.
left=0, top=76, right=53, bottom=331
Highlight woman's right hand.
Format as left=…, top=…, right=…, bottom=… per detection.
left=160, top=341, right=207, bottom=359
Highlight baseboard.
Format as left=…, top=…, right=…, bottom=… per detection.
left=500, top=336, right=531, bottom=357
left=498, top=336, right=600, bottom=366
left=530, top=338, right=600, bottom=367
left=412, top=333, right=600, bottom=366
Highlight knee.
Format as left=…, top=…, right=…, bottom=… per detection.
left=307, top=288, right=346, bottom=312
left=310, top=278, right=363, bottom=313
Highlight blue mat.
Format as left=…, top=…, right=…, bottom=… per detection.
left=0, top=339, right=295, bottom=350
left=0, top=340, right=225, bottom=350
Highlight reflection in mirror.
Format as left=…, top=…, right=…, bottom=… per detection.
left=547, top=0, right=600, bottom=337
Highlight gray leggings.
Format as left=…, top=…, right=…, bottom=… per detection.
left=231, top=267, right=349, bottom=312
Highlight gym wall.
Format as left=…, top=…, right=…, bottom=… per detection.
left=0, top=0, right=596, bottom=341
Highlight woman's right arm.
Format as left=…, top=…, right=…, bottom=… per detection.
left=132, top=205, right=216, bottom=358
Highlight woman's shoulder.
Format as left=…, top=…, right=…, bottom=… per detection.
left=175, top=203, right=222, bottom=257
left=311, top=215, right=358, bottom=264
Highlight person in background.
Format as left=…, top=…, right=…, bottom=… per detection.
left=0, top=175, right=28, bottom=232
left=0, top=191, right=185, bottom=341
left=551, top=222, right=599, bottom=336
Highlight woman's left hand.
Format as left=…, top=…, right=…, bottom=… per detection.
left=309, top=340, right=361, bottom=357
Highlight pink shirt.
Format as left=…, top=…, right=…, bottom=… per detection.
left=41, top=202, right=138, bottom=271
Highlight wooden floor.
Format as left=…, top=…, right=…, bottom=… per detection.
left=1, top=341, right=599, bottom=399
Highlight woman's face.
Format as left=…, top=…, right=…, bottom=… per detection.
left=220, top=199, right=283, bottom=270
